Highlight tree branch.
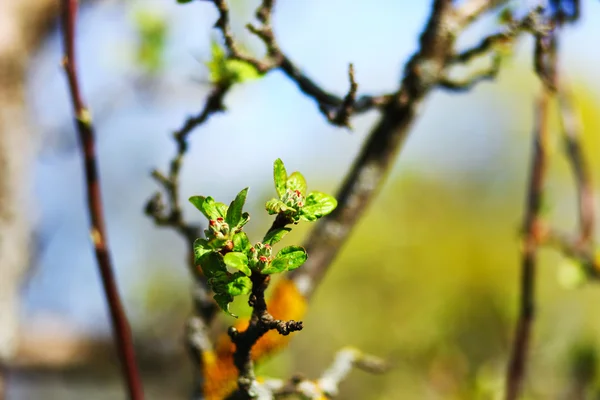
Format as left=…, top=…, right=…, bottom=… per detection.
left=228, top=216, right=303, bottom=398
left=505, top=28, right=557, bottom=400
left=558, top=87, right=595, bottom=246
left=288, top=0, right=525, bottom=299
left=246, top=347, right=388, bottom=399
left=59, top=1, right=143, bottom=399
left=209, top=0, right=390, bottom=127
left=145, top=84, right=232, bottom=322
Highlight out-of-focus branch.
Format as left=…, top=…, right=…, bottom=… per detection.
left=59, top=1, right=143, bottom=399
left=505, top=90, right=551, bottom=400
left=535, top=85, right=598, bottom=277
left=505, top=29, right=557, bottom=400
left=209, top=0, right=390, bottom=127
left=438, top=55, right=501, bottom=92
left=288, top=0, right=540, bottom=299
left=558, top=88, right=595, bottom=246
left=245, top=347, right=388, bottom=399
left=0, top=0, right=60, bottom=395
left=145, top=83, right=234, bottom=399
left=145, top=84, right=232, bottom=322
left=146, top=84, right=229, bottom=246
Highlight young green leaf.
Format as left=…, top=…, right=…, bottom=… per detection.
left=193, top=238, right=212, bottom=264
left=273, top=159, right=287, bottom=198
left=206, top=41, right=261, bottom=85
left=227, top=273, right=252, bottom=296
left=232, top=232, right=251, bottom=252
left=262, top=245, right=307, bottom=274
left=237, top=212, right=250, bottom=230
left=226, top=187, right=248, bottom=227
left=189, top=195, right=207, bottom=215
left=266, top=199, right=289, bottom=215
left=177, top=0, right=194, bottom=3
left=215, top=202, right=228, bottom=218
left=301, top=192, right=338, bottom=221
left=207, top=271, right=229, bottom=293
left=224, top=252, right=251, bottom=276
left=263, top=227, right=291, bottom=245
left=226, top=59, right=261, bottom=83
left=213, top=293, right=236, bottom=317
left=198, top=252, right=227, bottom=279
left=197, top=196, right=225, bottom=220
left=286, top=172, right=307, bottom=196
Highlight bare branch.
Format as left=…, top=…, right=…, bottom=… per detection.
left=59, top=1, right=143, bottom=398
left=558, top=86, right=595, bottom=245
left=209, top=0, right=390, bottom=127
left=505, top=26, right=557, bottom=400
left=439, top=55, right=501, bottom=92
left=505, top=89, right=551, bottom=400
left=250, top=347, right=388, bottom=399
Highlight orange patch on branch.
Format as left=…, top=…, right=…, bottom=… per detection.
left=202, top=278, right=307, bottom=400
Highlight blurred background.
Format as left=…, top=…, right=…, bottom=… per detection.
left=4, top=0, right=600, bottom=398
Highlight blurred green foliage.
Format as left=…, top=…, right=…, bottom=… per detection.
left=133, top=9, right=167, bottom=74
left=205, top=41, right=261, bottom=86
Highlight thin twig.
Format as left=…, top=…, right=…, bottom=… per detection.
left=59, top=1, right=143, bottom=399
left=558, top=87, right=595, bottom=246
left=145, top=84, right=231, bottom=321
left=505, top=91, right=550, bottom=400
left=210, top=0, right=390, bottom=127
left=505, top=29, right=557, bottom=400
left=253, top=347, right=388, bottom=399
left=228, top=216, right=303, bottom=397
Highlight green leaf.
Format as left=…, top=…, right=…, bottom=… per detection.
left=189, top=195, right=207, bottom=216
left=263, top=227, right=291, bottom=245
left=262, top=245, right=307, bottom=274
left=273, top=159, right=287, bottom=198
left=265, top=199, right=289, bottom=215
left=226, top=59, right=261, bottom=83
left=199, top=252, right=227, bottom=279
left=190, top=196, right=224, bottom=220
left=215, top=202, right=228, bottom=218
left=214, top=293, right=236, bottom=317
left=134, top=10, right=167, bottom=74
left=226, top=274, right=252, bottom=296
left=301, top=192, right=338, bottom=221
left=224, top=252, right=251, bottom=276
left=193, top=238, right=212, bottom=264
left=286, top=172, right=307, bottom=195
left=232, top=232, right=251, bottom=252
left=177, top=0, right=194, bottom=3
left=226, top=187, right=248, bottom=227
left=237, top=212, right=250, bottom=230
left=206, top=41, right=261, bottom=85
left=207, top=271, right=229, bottom=293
